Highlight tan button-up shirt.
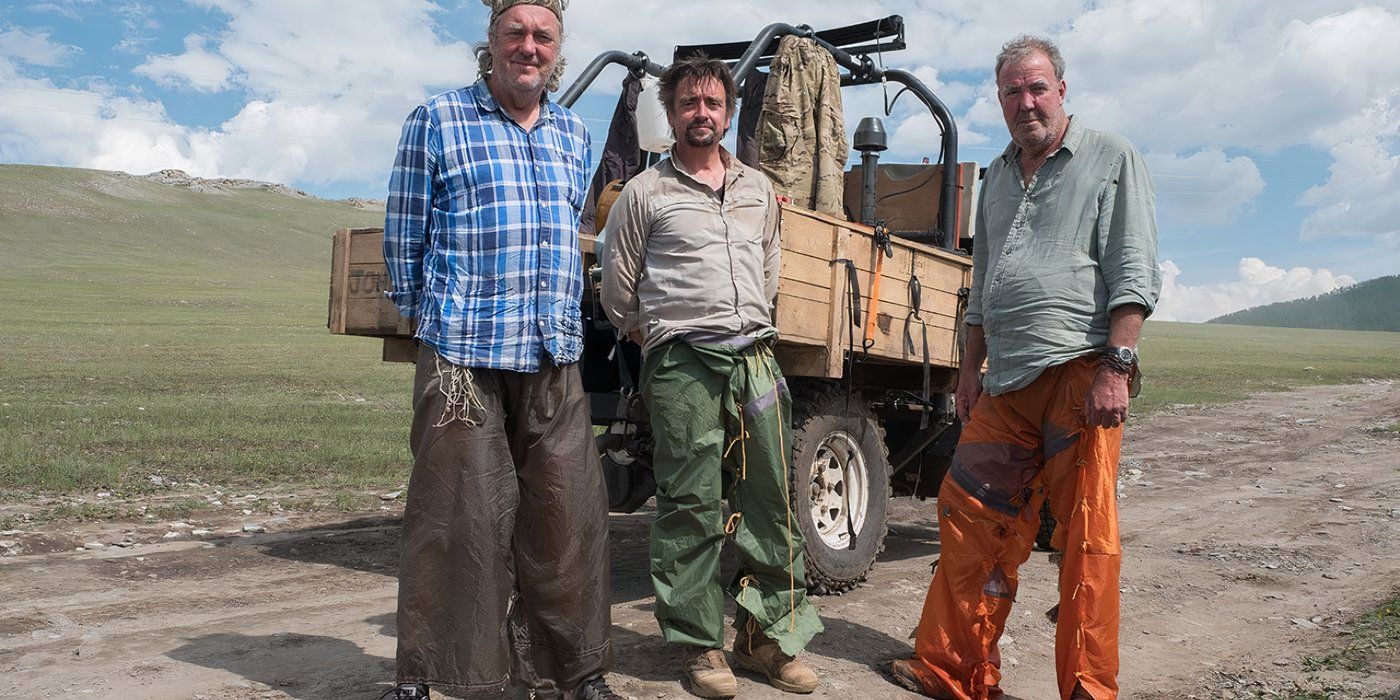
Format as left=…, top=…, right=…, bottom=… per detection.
left=599, top=148, right=781, bottom=353
left=968, top=117, right=1161, bottom=395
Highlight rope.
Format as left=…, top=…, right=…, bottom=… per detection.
left=724, top=406, right=751, bottom=481
left=757, top=345, right=797, bottom=632
left=433, top=355, right=486, bottom=427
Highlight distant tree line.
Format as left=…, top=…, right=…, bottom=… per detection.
left=1207, top=275, right=1400, bottom=332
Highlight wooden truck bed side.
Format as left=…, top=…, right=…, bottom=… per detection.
left=328, top=205, right=972, bottom=375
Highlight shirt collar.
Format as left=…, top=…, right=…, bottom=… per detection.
left=667, top=145, right=745, bottom=189
left=999, top=114, right=1082, bottom=165
left=470, top=78, right=556, bottom=129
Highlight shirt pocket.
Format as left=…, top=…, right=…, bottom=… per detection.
left=652, top=195, right=720, bottom=254
left=727, top=193, right=769, bottom=245
left=541, top=142, right=587, bottom=212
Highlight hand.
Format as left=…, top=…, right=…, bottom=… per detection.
left=627, top=330, right=643, bottom=345
left=955, top=370, right=982, bottom=424
left=1083, top=365, right=1130, bottom=428
left=776, top=194, right=793, bottom=205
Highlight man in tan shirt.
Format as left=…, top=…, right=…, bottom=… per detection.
left=599, top=56, right=822, bottom=698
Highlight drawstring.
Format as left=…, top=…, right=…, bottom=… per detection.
left=434, top=355, right=485, bottom=427
left=757, top=344, right=798, bottom=632
left=724, top=406, right=750, bottom=481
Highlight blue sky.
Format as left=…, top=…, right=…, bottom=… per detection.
left=2, top=0, right=1398, bottom=321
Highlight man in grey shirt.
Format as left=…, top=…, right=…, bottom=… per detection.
left=889, top=35, right=1160, bottom=700
left=600, top=56, right=822, bottom=698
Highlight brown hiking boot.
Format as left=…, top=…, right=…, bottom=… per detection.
left=886, top=658, right=929, bottom=696
left=681, top=647, right=737, bottom=698
left=731, top=623, right=819, bottom=693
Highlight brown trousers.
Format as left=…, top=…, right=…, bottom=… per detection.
left=396, top=345, right=613, bottom=698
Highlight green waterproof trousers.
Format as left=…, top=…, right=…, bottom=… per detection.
left=641, top=339, right=824, bottom=656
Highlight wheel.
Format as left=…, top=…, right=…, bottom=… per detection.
left=597, top=421, right=655, bottom=514
left=789, top=381, right=890, bottom=595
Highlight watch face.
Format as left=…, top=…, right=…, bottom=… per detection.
left=1107, top=346, right=1137, bottom=364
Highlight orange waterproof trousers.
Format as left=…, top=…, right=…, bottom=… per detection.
left=907, top=357, right=1122, bottom=700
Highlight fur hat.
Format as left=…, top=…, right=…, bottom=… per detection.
left=476, top=0, right=569, bottom=92
left=482, top=0, right=567, bottom=24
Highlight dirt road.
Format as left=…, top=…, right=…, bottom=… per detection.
left=2, top=381, right=1397, bottom=699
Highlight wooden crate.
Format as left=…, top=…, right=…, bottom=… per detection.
left=329, top=210, right=972, bottom=379
left=773, top=205, right=971, bottom=379
left=327, top=227, right=413, bottom=337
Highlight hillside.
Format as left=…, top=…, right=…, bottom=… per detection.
left=1208, top=274, right=1400, bottom=331
left=0, top=164, right=383, bottom=305
left=0, top=164, right=406, bottom=493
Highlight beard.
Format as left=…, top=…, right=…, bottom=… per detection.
left=683, top=120, right=721, bottom=147
left=1011, top=110, right=1064, bottom=155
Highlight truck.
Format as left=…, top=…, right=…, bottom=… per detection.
left=329, top=15, right=996, bottom=594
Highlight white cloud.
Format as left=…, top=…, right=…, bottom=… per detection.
left=135, top=34, right=236, bottom=92
left=0, top=27, right=80, bottom=66
left=1, top=0, right=480, bottom=189
left=1, top=0, right=1398, bottom=260
left=1045, top=3, right=1400, bottom=155
left=1147, top=150, right=1264, bottom=228
left=1298, top=94, right=1400, bottom=242
left=1155, top=258, right=1355, bottom=323
left=0, top=55, right=218, bottom=175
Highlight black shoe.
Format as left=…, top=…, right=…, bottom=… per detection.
left=573, top=675, right=623, bottom=700
left=380, top=683, right=429, bottom=699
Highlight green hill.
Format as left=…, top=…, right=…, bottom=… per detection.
left=1207, top=275, right=1400, bottom=331
left=0, top=164, right=409, bottom=494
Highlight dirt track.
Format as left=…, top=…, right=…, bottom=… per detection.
left=2, top=381, right=1397, bottom=699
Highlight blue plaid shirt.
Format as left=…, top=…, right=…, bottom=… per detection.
left=384, top=80, right=591, bottom=371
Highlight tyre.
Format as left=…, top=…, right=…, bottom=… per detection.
left=597, top=422, right=656, bottom=514
left=789, top=381, right=891, bottom=595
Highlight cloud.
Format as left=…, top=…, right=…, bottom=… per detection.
left=134, top=34, right=237, bottom=92
left=0, top=27, right=80, bottom=66
left=1154, top=258, right=1355, bottom=323
left=1147, top=150, right=1264, bottom=228
left=2, top=0, right=1398, bottom=257
left=1045, top=3, right=1400, bottom=155
left=2, top=0, right=480, bottom=190
left=0, top=65, right=217, bottom=174
left=1297, top=94, right=1400, bottom=242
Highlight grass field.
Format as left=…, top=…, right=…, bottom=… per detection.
left=0, top=165, right=408, bottom=495
left=4, top=164, right=1400, bottom=498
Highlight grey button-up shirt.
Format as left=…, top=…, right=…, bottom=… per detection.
left=599, top=148, right=781, bottom=353
left=968, top=117, right=1161, bottom=395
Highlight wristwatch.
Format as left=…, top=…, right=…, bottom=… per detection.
left=1103, top=346, right=1138, bottom=366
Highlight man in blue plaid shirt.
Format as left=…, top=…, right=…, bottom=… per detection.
left=381, top=1, right=616, bottom=698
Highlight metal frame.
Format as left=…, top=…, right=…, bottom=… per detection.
left=557, top=16, right=962, bottom=252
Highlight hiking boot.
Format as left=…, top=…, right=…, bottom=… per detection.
left=681, top=646, right=737, bottom=698
left=380, top=683, right=429, bottom=699
left=572, top=675, right=624, bottom=700
left=731, top=624, right=818, bottom=694
left=885, top=658, right=936, bottom=697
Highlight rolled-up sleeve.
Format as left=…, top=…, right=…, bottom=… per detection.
left=598, top=180, right=650, bottom=334
left=1098, top=146, right=1161, bottom=315
left=383, top=105, right=438, bottom=319
left=762, top=193, right=782, bottom=305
